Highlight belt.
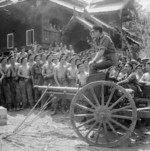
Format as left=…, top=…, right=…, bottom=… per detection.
left=58, top=78, right=65, bottom=81
left=4, top=77, right=11, bottom=80
left=11, top=77, right=18, bottom=81
left=20, top=77, right=30, bottom=81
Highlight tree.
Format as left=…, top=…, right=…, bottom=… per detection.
left=133, top=0, right=150, bottom=58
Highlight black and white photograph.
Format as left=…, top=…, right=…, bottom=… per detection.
left=0, top=0, right=150, bottom=150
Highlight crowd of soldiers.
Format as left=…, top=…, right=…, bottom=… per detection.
left=0, top=41, right=150, bottom=115
left=110, top=56, right=150, bottom=98
left=0, top=42, right=94, bottom=115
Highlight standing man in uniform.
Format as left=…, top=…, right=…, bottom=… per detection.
left=89, top=26, right=116, bottom=74
left=9, top=56, right=21, bottom=110
left=18, top=57, right=34, bottom=109
left=0, top=57, right=12, bottom=111
left=52, top=54, right=68, bottom=114
left=42, top=55, right=55, bottom=107
left=32, top=55, right=43, bottom=105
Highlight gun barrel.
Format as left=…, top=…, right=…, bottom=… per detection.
left=34, top=85, right=81, bottom=94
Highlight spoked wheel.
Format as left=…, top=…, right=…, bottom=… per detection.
left=70, top=81, right=137, bottom=147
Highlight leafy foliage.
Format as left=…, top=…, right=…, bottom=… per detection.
left=133, top=0, right=150, bottom=58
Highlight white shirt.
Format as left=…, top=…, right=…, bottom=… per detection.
left=77, top=72, right=89, bottom=86
left=140, top=72, right=150, bottom=82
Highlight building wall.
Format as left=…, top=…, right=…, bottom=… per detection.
left=64, top=23, right=91, bottom=52
left=41, top=2, right=73, bottom=47
left=0, top=1, right=42, bottom=52
left=0, top=0, right=74, bottom=52
left=0, top=0, right=91, bottom=53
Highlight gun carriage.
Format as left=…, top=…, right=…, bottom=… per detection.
left=35, top=69, right=150, bottom=147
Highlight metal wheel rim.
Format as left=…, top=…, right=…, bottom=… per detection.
left=70, top=81, right=137, bottom=147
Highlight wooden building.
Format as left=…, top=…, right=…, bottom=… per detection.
left=0, top=0, right=139, bottom=53
left=0, top=0, right=73, bottom=52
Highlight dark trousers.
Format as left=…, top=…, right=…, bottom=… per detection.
left=10, top=79, right=21, bottom=108
left=89, top=60, right=112, bottom=75
left=41, top=78, right=55, bottom=107
left=2, top=79, right=12, bottom=109
left=0, top=83, right=5, bottom=107
left=19, top=79, right=34, bottom=108
left=52, top=79, right=68, bottom=112
left=34, top=76, right=43, bottom=103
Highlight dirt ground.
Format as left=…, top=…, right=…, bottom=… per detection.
left=0, top=109, right=150, bottom=151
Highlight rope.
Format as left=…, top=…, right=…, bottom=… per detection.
left=15, top=98, right=50, bottom=133
left=15, top=96, right=56, bottom=134
left=2, top=84, right=51, bottom=139
left=13, top=84, right=51, bottom=133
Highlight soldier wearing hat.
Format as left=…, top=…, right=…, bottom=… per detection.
left=117, top=62, right=141, bottom=97
left=130, top=59, right=138, bottom=71
left=137, top=57, right=142, bottom=64
left=135, top=64, right=143, bottom=81
left=141, top=57, right=149, bottom=62
left=141, top=57, right=149, bottom=73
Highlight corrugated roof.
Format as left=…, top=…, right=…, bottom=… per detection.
left=49, top=0, right=84, bottom=12
left=0, top=0, right=134, bottom=15
left=63, top=15, right=93, bottom=32
left=62, top=16, right=77, bottom=32
left=87, top=14, right=114, bottom=29
left=48, top=0, right=134, bottom=16
left=76, top=16, right=93, bottom=29
left=86, top=0, right=130, bottom=13
left=0, top=0, right=24, bottom=8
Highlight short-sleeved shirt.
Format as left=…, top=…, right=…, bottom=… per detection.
left=117, top=72, right=127, bottom=81
left=120, top=72, right=140, bottom=96
left=96, top=34, right=116, bottom=61
left=127, top=73, right=139, bottom=85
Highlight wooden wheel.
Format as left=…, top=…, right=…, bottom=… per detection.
left=70, top=81, right=137, bottom=147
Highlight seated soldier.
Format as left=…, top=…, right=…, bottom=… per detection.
left=139, top=61, right=150, bottom=125
left=109, top=62, right=125, bottom=82
left=117, top=65, right=128, bottom=82
left=130, top=59, right=138, bottom=72
left=89, top=26, right=117, bottom=74
left=141, top=57, right=149, bottom=73
left=117, top=62, right=141, bottom=97
left=140, top=61, right=150, bottom=84
left=135, top=64, right=143, bottom=81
